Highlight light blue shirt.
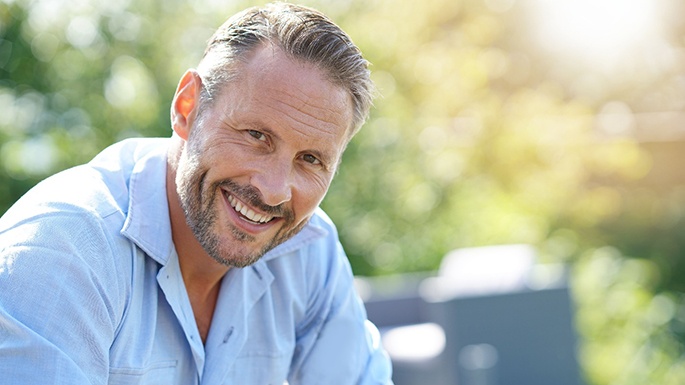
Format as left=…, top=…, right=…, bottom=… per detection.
left=0, top=138, right=393, bottom=384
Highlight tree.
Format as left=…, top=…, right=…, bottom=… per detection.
left=2, top=0, right=685, bottom=384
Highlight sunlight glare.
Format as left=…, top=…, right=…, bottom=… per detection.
left=532, top=0, right=661, bottom=66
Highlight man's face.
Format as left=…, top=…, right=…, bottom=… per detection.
left=175, top=45, right=353, bottom=268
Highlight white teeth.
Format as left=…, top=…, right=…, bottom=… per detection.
left=227, top=194, right=274, bottom=224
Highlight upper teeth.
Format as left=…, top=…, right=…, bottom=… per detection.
left=228, top=195, right=274, bottom=224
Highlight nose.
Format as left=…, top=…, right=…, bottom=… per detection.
left=250, top=158, right=293, bottom=207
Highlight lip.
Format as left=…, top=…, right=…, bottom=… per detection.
left=221, top=189, right=280, bottom=234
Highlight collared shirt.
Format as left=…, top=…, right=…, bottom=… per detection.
left=0, top=138, right=393, bottom=385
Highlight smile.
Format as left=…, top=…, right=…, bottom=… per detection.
left=226, top=194, right=275, bottom=224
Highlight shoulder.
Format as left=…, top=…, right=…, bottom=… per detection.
left=0, top=136, right=171, bottom=251
left=0, top=179, right=132, bottom=299
left=0, top=138, right=169, bottom=316
left=1, top=137, right=168, bottom=227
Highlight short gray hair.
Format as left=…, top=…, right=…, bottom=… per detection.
left=197, top=2, right=374, bottom=137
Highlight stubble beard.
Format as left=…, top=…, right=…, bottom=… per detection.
left=176, top=155, right=306, bottom=268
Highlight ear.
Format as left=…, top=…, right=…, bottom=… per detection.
left=170, top=69, right=203, bottom=140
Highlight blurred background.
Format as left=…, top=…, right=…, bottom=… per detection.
left=1, top=0, right=685, bottom=383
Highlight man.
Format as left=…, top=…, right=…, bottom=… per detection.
left=0, top=3, right=393, bottom=384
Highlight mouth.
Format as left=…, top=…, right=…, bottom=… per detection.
left=226, top=193, right=276, bottom=225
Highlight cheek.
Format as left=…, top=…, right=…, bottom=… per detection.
left=190, top=139, right=252, bottom=181
left=176, top=148, right=203, bottom=192
left=294, top=177, right=332, bottom=215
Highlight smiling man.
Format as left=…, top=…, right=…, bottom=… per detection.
left=0, top=3, right=392, bottom=384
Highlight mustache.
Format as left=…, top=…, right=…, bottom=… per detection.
left=217, top=179, right=293, bottom=220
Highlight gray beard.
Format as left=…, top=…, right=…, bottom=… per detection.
left=176, top=156, right=303, bottom=268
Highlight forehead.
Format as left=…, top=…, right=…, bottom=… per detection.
left=222, top=45, right=354, bottom=141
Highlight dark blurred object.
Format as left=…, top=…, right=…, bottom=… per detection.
left=359, top=244, right=584, bottom=385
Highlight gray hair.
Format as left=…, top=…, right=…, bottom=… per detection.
left=196, top=2, right=374, bottom=137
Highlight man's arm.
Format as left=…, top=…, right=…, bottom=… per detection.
left=288, top=238, right=393, bottom=385
left=0, top=212, right=123, bottom=385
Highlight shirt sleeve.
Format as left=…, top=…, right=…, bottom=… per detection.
left=0, top=210, right=124, bottom=385
left=288, top=234, right=394, bottom=385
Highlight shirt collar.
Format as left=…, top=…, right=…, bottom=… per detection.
left=261, top=211, right=329, bottom=262
left=120, top=141, right=329, bottom=266
left=120, top=141, right=174, bottom=265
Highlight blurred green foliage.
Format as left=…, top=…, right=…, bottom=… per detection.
left=2, top=0, right=685, bottom=384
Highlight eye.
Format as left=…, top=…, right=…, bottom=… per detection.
left=248, top=130, right=266, bottom=141
left=302, top=154, right=321, bottom=165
